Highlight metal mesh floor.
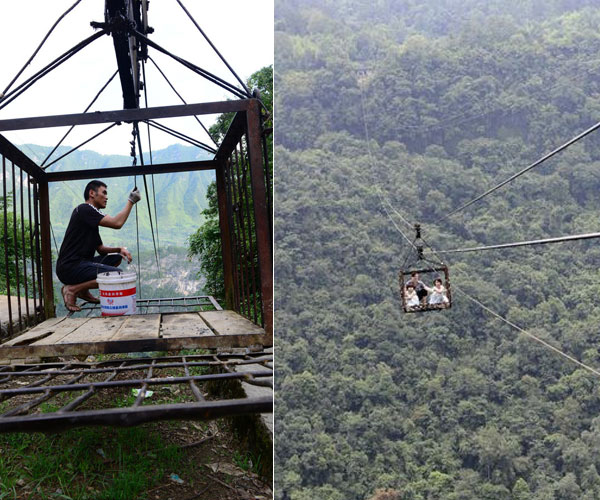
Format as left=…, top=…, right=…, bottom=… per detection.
left=68, top=295, right=222, bottom=317
left=0, top=352, right=272, bottom=432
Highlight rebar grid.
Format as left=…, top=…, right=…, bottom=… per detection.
left=71, top=295, right=222, bottom=316
left=0, top=352, right=272, bottom=432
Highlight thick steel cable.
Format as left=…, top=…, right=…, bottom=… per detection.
left=432, top=231, right=600, bottom=255
left=43, top=123, right=119, bottom=169
left=438, top=117, right=600, bottom=223
left=42, top=70, right=119, bottom=168
left=173, top=0, right=251, bottom=96
left=359, top=80, right=414, bottom=230
left=383, top=197, right=415, bottom=231
left=455, top=285, right=600, bottom=379
left=358, top=78, right=419, bottom=256
left=382, top=204, right=418, bottom=251
left=132, top=30, right=247, bottom=99
left=144, top=120, right=216, bottom=153
left=134, top=122, right=160, bottom=272
left=147, top=56, right=218, bottom=147
left=141, top=60, right=161, bottom=271
left=1, top=0, right=85, bottom=96
left=0, top=30, right=107, bottom=111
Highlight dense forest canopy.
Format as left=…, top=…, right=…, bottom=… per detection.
left=275, top=1, right=600, bottom=499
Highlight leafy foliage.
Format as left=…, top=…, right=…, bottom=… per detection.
left=275, top=1, right=600, bottom=499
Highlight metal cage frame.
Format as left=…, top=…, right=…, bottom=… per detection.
left=399, top=266, right=452, bottom=313
left=0, top=99, right=273, bottom=347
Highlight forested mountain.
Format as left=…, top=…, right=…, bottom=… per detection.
left=275, top=1, right=600, bottom=499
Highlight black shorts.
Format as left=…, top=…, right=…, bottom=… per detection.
left=57, top=254, right=122, bottom=285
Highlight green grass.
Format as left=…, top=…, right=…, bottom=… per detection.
left=233, top=450, right=263, bottom=476
left=0, top=425, right=186, bottom=499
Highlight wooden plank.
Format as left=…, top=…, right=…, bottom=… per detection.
left=2, top=317, right=66, bottom=346
left=57, top=316, right=129, bottom=344
left=161, top=313, right=214, bottom=338
left=199, top=310, right=264, bottom=336
left=31, top=318, right=93, bottom=345
left=110, top=314, right=161, bottom=341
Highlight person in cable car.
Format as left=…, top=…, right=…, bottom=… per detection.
left=406, top=272, right=429, bottom=305
left=404, top=284, right=420, bottom=308
left=428, top=278, right=449, bottom=307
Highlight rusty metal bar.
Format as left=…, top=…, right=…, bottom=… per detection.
left=232, top=147, right=251, bottom=320
left=0, top=397, right=272, bottom=433
left=11, top=162, right=22, bottom=332
left=133, top=359, right=156, bottom=406
left=183, top=356, right=205, bottom=401
left=215, top=158, right=235, bottom=309
left=59, top=362, right=123, bottom=412
left=240, top=137, right=260, bottom=324
left=245, top=100, right=273, bottom=338
left=32, top=182, right=43, bottom=315
left=3, top=156, right=13, bottom=337
left=27, top=177, right=37, bottom=323
left=19, top=170, right=29, bottom=326
left=216, top=111, right=246, bottom=161
left=37, top=182, right=53, bottom=319
left=260, top=111, right=273, bottom=246
left=224, top=155, right=239, bottom=311
left=46, top=159, right=218, bottom=182
left=0, top=371, right=270, bottom=398
left=227, top=153, right=244, bottom=314
left=0, top=100, right=253, bottom=132
left=0, top=135, right=46, bottom=181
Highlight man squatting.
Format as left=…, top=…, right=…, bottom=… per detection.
left=56, top=180, right=141, bottom=312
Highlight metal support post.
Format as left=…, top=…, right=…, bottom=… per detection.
left=37, top=181, right=55, bottom=319
left=245, top=100, right=273, bottom=341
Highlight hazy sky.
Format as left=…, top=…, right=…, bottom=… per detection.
left=0, top=0, right=273, bottom=161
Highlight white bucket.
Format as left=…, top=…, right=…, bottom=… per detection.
left=96, top=271, right=137, bottom=316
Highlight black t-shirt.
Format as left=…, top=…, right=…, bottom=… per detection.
left=56, top=203, right=105, bottom=271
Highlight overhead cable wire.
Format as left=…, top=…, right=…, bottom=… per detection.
left=147, top=56, right=218, bottom=147
left=0, top=30, right=107, bottom=112
left=132, top=30, right=248, bottom=99
left=172, top=0, right=252, bottom=97
left=382, top=203, right=419, bottom=250
left=44, top=123, right=119, bottom=169
left=432, top=231, right=600, bottom=255
left=145, top=120, right=216, bottom=153
left=43, top=123, right=119, bottom=169
left=141, top=60, right=161, bottom=271
left=358, top=77, right=418, bottom=248
left=1, top=0, right=85, bottom=96
left=42, top=69, right=119, bottom=168
left=455, top=284, right=600, bottom=379
left=134, top=122, right=161, bottom=273
left=437, top=117, right=600, bottom=223
left=382, top=197, right=414, bottom=230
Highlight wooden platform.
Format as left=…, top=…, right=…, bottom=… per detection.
left=0, top=310, right=266, bottom=359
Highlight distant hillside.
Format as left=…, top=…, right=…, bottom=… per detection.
left=18, top=143, right=215, bottom=251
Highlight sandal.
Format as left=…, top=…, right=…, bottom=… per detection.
left=61, top=286, right=81, bottom=312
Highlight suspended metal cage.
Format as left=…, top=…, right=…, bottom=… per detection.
left=399, top=266, right=452, bottom=313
